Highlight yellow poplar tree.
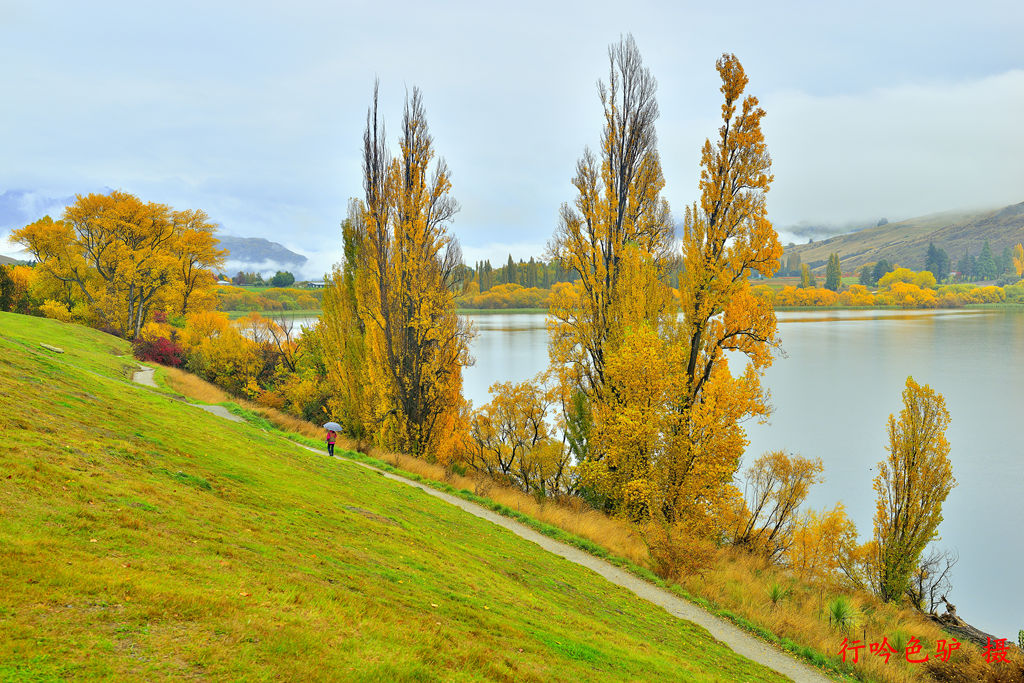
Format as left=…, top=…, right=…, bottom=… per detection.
left=352, top=84, right=473, bottom=461
left=317, top=200, right=372, bottom=445
left=872, top=376, right=956, bottom=603
left=549, top=34, right=674, bottom=400
left=664, top=53, right=783, bottom=522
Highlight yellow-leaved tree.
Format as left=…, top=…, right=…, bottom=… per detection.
left=550, top=41, right=782, bottom=575
left=323, top=84, right=473, bottom=461
left=317, top=200, right=372, bottom=447
left=871, top=376, right=956, bottom=602
left=12, top=191, right=224, bottom=337
left=1013, top=242, right=1024, bottom=278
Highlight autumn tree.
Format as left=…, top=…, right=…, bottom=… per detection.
left=799, top=263, right=816, bottom=288
left=468, top=374, right=572, bottom=496
left=561, top=48, right=783, bottom=544
left=824, top=253, right=841, bottom=291
left=12, top=191, right=224, bottom=337
left=1013, top=243, right=1024, bottom=278
left=789, top=503, right=859, bottom=584
left=335, top=84, right=472, bottom=461
left=668, top=53, right=782, bottom=524
left=549, top=33, right=674, bottom=401
left=317, top=199, right=372, bottom=445
left=171, top=208, right=226, bottom=316
left=872, top=376, right=956, bottom=603
left=733, top=451, right=823, bottom=560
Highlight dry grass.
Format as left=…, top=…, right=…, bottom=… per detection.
left=679, top=548, right=1023, bottom=683
left=157, top=363, right=1023, bottom=682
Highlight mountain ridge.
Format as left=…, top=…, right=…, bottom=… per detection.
left=784, top=201, right=1024, bottom=272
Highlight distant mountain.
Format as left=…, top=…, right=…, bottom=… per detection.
left=0, top=254, right=23, bottom=266
left=217, top=236, right=308, bottom=267
left=785, top=202, right=1024, bottom=272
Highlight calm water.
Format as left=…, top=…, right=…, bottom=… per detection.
left=463, top=309, right=1024, bottom=638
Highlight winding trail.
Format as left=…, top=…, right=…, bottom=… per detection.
left=131, top=366, right=834, bottom=683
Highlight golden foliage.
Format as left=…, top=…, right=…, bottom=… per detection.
left=788, top=503, right=859, bottom=584
left=872, top=377, right=956, bottom=602
left=11, top=191, right=224, bottom=337
left=468, top=374, right=572, bottom=496
left=323, top=85, right=472, bottom=462
left=733, top=450, right=823, bottom=561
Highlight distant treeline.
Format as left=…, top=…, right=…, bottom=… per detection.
left=782, top=240, right=1020, bottom=284
left=461, top=254, right=685, bottom=292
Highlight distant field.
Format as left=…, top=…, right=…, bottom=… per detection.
left=0, top=312, right=786, bottom=682
left=224, top=308, right=321, bottom=320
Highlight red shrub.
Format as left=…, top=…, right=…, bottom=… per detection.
left=133, top=336, right=184, bottom=367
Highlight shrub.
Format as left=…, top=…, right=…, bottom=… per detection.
left=133, top=336, right=185, bottom=367
left=828, top=595, right=857, bottom=631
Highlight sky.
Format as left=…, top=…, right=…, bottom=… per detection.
left=1, top=0, right=1022, bottom=277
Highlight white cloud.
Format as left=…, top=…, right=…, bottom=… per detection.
left=762, top=70, right=1024, bottom=226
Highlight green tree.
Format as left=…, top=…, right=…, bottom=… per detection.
left=924, top=242, right=950, bottom=283
left=799, top=263, right=816, bottom=288
left=872, top=377, right=956, bottom=603
left=785, top=251, right=801, bottom=277
left=0, top=265, right=15, bottom=312
left=859, top=263, right=875, bottom=286
left=977, top=241, right=997, bottom=280
left=270, top=270, right=295, bottom=287
left=824, top=253, right=841, bottom=291
left=872, top=259, right=893, bottom=284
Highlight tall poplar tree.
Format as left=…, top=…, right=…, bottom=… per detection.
left=872, top=377, right=956, bottom=602
left=344, top=83, right=473, bottom=461
left=824, top=253, right=841, bottom=291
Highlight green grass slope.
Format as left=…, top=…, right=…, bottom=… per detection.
left=0, top=312, right=787, bottom=682
left=786, top=201, right=1024, bottom=272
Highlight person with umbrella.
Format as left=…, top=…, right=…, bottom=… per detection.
left=323, top=421, right=341, bottom=457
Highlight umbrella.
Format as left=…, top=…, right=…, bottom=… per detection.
left=323, top=421, right=342, bottom=431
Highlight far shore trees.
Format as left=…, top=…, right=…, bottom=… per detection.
left=12, top=191, right=225, bottom=338
left=824, top=253, right=841, bottom=291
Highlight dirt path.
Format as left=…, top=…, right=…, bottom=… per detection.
left=132, top=367, right=244, bottom=423
left=130, top=369, right=834, bottom=682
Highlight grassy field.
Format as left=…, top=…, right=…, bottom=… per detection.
left=0, top=312, right=787, bottom=682
left=223, top=309, right=322, bottom=321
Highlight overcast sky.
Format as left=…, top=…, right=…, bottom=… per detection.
left=2, top=0, right=1022, bottom=276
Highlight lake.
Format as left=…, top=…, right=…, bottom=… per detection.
left=462, top=309, right=1024, bottom=639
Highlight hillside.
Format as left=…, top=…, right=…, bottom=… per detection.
left=218, top=236, right=308, bottom=267
left=0, top=313, right=786, bottom=681
left=786, top=202, right=1024, bottom=272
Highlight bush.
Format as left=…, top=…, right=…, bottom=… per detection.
left=133, top=336, right=185, bottom=367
